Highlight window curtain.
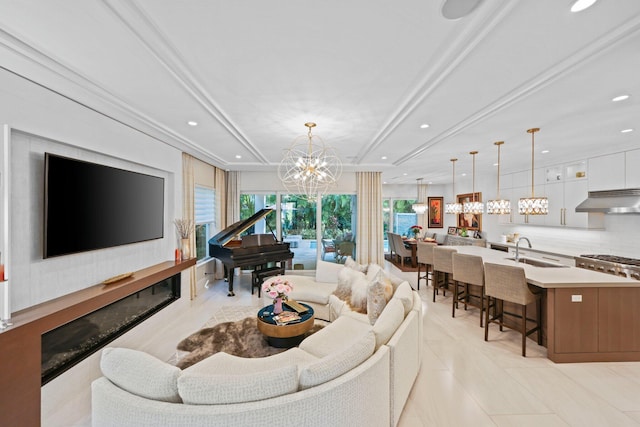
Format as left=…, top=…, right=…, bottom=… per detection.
left=182, top=153, right=197, bottom=299
left=356, top=171, right=383, bottom=265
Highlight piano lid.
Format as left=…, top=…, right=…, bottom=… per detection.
left=208, top=208, right=275, bottom=247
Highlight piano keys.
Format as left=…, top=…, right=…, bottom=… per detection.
left=208, top=208, right=294, bottom=296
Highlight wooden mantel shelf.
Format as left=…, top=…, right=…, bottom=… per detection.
left=0, top=258, right=196, bottom=427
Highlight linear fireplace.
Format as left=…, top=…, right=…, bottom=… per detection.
left=41, top=273, right=180, bottom=384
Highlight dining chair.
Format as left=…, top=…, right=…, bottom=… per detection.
left=387, top=232, right=397, bottom=261
left=336, top=241, right=356, bottom=263
left=321, top=239, right=337, bottom=261
left=432, top=246, right=457, bottom=302
left=391, top=233, right=413, bottom=267
left=452, top=253, right=486, bottom=326
left=416, top=241, right=436, bottom=290
left=483, top=262, right=542, bottom=357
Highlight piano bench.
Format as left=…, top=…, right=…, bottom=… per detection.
left=252, top=266, right=286, bottom=297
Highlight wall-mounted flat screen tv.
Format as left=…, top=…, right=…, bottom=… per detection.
left=44, top=153, right=164, bottom=258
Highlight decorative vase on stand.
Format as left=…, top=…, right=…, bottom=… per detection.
left=273, top=297, right=283, bottom=314
left=181, top=238, right=191, bottom=260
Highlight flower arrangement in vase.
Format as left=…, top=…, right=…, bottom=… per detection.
left=174, top=218, right=194, bottom=260
left=409, top=225, right=422, bottom=239
left=262, top=276, right=293, bottom=314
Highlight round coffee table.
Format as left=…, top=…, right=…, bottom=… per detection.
left=257, top=302, right=315, bottom=348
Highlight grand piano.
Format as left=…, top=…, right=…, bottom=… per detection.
left=208, top=208, right=294, bottom=296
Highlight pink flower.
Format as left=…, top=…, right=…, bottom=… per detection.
left=261, top=276, right=293, bottom=300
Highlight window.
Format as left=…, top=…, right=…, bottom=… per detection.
left=393, top=199, right=417, bottom=236
left=195, top=185, right=215, bottom=261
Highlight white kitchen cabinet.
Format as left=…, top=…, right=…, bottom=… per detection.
left=626, top=149, right=640, bottom=188
left=544, top=178, right=594, bottom=228
left=588, top=152, right=625, bottom=191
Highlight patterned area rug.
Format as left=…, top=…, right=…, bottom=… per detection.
left=174, top=306, right=323, bottom=369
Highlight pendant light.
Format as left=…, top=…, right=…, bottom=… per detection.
left=463, top=151, right=484, bottom=214
left=487, top=141, right=511, bottom=214
left=445, top=158, right=463, bottom=214
left=518, top=128, right=548, bottom=215
left=412, top=178, right=428, bottom=214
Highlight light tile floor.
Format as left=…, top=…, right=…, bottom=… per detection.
left=55, top=259, right=640, bottom=426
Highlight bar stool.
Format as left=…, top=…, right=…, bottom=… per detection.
left=432, top=247, right=457, bottom=302
left=452, top=253, right=486, bottom=326
left=483, top=262, right=542, bottom=357
left=416, top=241, right=436, bottom=290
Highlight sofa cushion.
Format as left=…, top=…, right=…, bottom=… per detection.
left=284, top=275, right=337, bottom=304
left=315, top=259, right=344, bottom=283
left=349, top=273, right=369, bottom=313
left=100, top=347, right=181, bottom=403
left=393, top=281, right=414, bottom=316
left=372, top=298, right=405, bottom=350
left=367, top=273, right=393, bottom=325
left=299, top=315, right=372, bottom=358
left=178, top=352, right=300, bottom=404
left=298, top=330, right=376, bottom=390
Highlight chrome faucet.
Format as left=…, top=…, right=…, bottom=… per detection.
left=515, top=237, right=532, bottom=262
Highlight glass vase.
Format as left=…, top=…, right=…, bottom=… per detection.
left=273, top=297, right=283, bottom=314
left=181, top=238, right=191, bottom=260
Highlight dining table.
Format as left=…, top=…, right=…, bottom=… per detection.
left=403, top=238, right=437, bottom=268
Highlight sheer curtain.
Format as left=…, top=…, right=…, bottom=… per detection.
left=181, top=153, right=197, bottom=299
left=356, top=171, right=383, bottom=265
left=211, top=168, right=234, bottom=279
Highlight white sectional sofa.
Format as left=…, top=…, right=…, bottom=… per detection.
left=91, top=260, right=423, bottom=427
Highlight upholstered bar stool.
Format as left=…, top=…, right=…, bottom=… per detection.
left=432, top=246, right=457, bottom=303
left=451, top=253, right=486, bottom=326
left=483, top=262, right=542, bottom=357
left=416, top=241, right=436, bottom=290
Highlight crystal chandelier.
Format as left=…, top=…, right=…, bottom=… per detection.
left=518, top=128, right=548, bottom=215
left=463, top=150, right=484, bottom=214
left=445, top=158, right=463, bottom=214
left=278, top=122, right=342, bottom=198
left=412, top=178, right=428, bottom=214
left=487, top=141, right=511, bottom=214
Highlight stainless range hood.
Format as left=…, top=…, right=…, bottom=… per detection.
left=575, top=188, right=640, bottom=214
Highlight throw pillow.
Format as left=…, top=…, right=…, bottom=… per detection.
left=345, top=256, right=368, bottom=273
left=393, top=281, right=414, bottom=316
left=367, top=273, right=394, bottom=325
left=315, top=259, right=344, bottom=283
left=349, top=273, right=369, bottom=313
left=333, top=267, right=363, bottom=301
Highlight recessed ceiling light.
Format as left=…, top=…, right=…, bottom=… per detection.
left=428, top=181, right=433, bottom=184
left=381, top=156, right=388, bottom=160
left=612, top=94, right=630, bottom=102
left=570, top=0, right=598, bottom=13
left=187, top=121, right=198, bottom=126
left=403, top=173, right=408, bottom=176
left=461, top=173, right=467, bottom=177
left=235, top=155, right=242, bottom=159
left=621, top=128, right=634, bottom=133
left=420, top=124, right=430, bottom=129
left=541, top=150, right=550, bottom=154
left=493, top=163, right=499, bottom=166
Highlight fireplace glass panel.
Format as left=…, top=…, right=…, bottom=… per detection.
left=41, top=274, right=180, bottom=385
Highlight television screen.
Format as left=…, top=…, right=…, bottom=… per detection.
left=44, top=153, right=164, bottom=258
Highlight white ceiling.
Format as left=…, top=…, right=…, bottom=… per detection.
left=1, top=0, right=639, bottom=185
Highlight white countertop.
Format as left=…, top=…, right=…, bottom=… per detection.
left=455, top=246, right=639, bottom=289
left=486, top=241, right=580, bottom=258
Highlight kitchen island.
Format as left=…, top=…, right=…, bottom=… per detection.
left=453, top=246, right=640, bottom=363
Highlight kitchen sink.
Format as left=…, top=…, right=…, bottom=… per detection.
left=505, top=257, right=569, bottom=268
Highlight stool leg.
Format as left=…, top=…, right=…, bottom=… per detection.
left=417, top=263, right=422, bottom=290
left=484, top=295, right=490, bottom=341
left=452, top=280, right=457, bottom=317
left=522, top=304, right=527, bottom=357
left=480, top=287, right=485, bottom=328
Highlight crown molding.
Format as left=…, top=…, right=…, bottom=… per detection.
left=102, top=0, right=270, bottom=164
left=394, top=11, right=640, bottom=165
left=0, top=26, right=226, bottom=167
